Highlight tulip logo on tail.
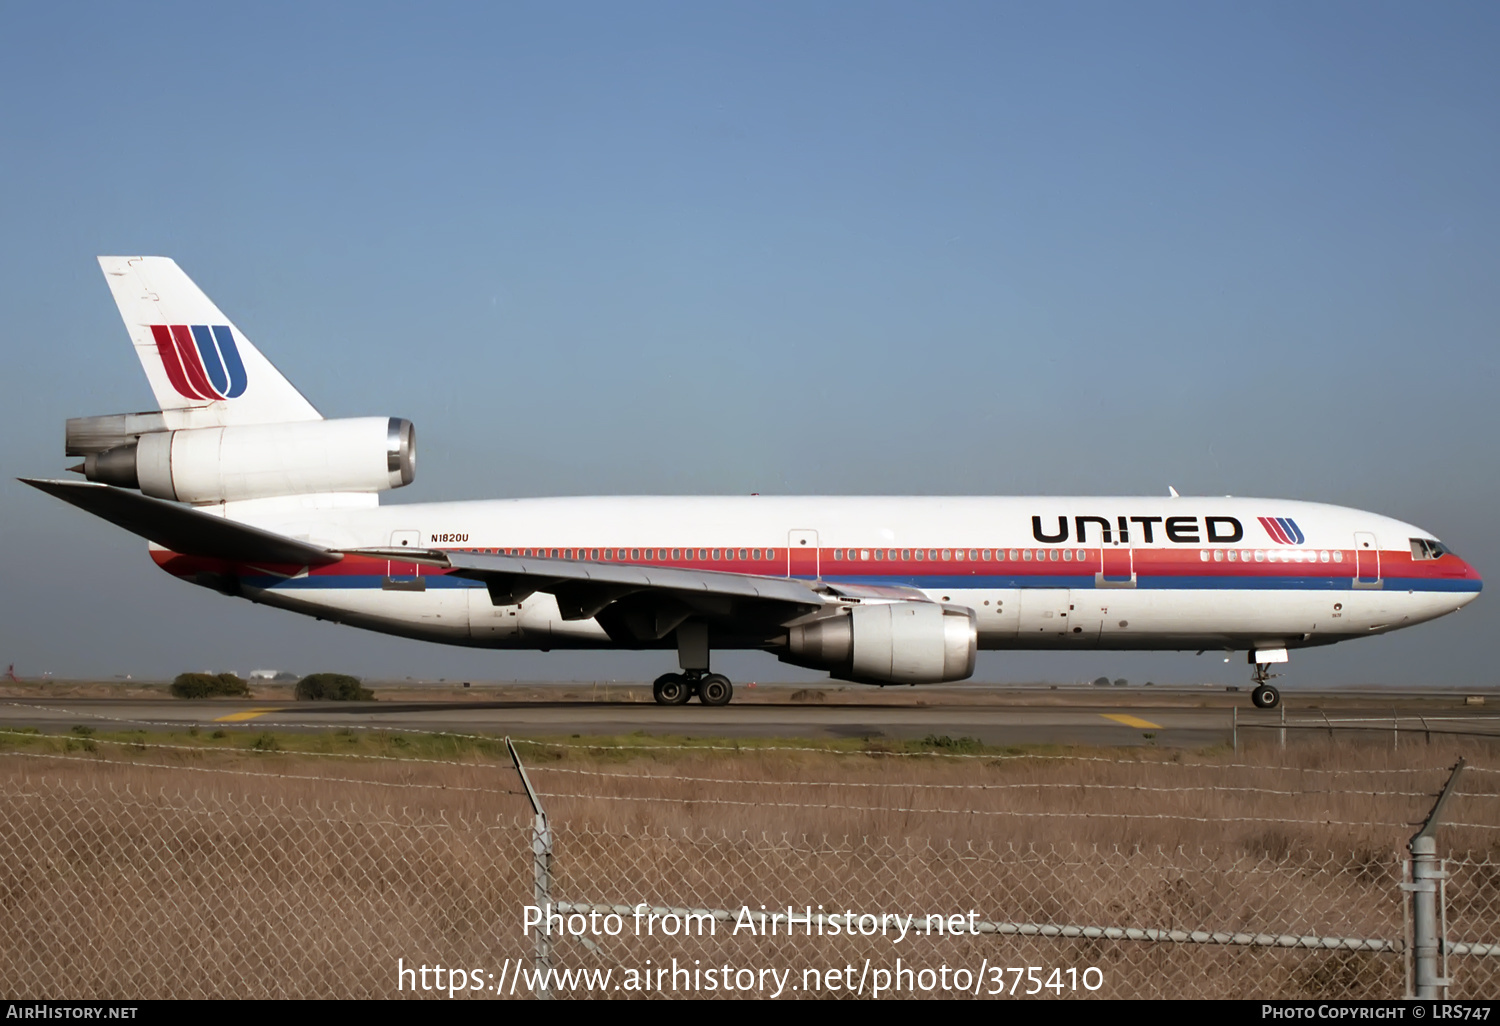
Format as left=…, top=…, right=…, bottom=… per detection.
left=1258, top=516, right=1305, bottom=545
left=150, top=325, right=247, bottom=400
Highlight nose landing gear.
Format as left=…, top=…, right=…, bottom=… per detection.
left=1250, top=662, right=1281, bottom=709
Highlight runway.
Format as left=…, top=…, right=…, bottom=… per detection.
left=3, top=685, right=1497, bottom=748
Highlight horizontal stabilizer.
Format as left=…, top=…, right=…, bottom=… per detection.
left=21, top=478, right=341, bottom=567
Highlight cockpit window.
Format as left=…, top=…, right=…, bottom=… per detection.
left=1410, top=538, right=1450, bottom=560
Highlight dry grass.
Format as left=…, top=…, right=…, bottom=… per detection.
left=0, top=726, right=1496, bottom=999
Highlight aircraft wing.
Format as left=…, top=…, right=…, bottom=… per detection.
left=21, top=478, right=342, bottom=568
left=345, top=546, right=830, bottom=642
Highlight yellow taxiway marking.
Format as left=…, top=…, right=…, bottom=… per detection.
left=212, top=708, right=283, bottom=723
left=1101, top=713, right=1162, bottom=729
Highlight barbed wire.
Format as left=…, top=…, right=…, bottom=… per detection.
left=510, top=738, right=1479, bottom=776
left=4, top=779, right=517, bottom=832
left=0, top=749, right=523, bottom=797
left=525, top=764, right=1450, bottom=799
left=531, top=789, right=1475, bottom=829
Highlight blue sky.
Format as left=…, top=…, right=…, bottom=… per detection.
left=1, top=2, right=1496, bottom=685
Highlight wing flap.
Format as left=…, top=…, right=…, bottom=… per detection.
left=339, top=546, right=828, bottom=634
left=22, top=478, right=341, bottom=567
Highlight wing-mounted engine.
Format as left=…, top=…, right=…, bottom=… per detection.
left=777, top=601, right=977, bottom=685
left=67, top=415, right=415, bottom=504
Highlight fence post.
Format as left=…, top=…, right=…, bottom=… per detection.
left=508, top=737, right=553, bottom=1000
left=1279, top=704, right=1286, bottom=750
left=1405, top=758, right=1465, bottom=999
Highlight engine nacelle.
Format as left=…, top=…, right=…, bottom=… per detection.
left=779, top=601, right=977, bottom=685
left=80, top=417, right=415, bottom=504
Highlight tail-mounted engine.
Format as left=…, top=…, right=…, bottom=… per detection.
left=778, top=601, right=977, bottom=685
left=67, top=415, right=415, bottom=504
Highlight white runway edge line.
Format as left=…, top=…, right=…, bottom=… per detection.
left=3, top=702, right=1482, bottom=778
left=1, top=728, right=1483, bottom=803
left=556, top=902, right=1500, bottom=956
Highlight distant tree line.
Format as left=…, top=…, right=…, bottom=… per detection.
left=170, top=671, right=372, bottom=701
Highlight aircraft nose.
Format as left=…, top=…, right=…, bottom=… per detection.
left=1452, top=555, right=1482, bottom=602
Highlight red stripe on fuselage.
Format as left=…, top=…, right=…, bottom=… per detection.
left=151, top=545, right=1477, bottom=586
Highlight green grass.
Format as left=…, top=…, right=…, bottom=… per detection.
left=0, top=722, right=1128, bottom=768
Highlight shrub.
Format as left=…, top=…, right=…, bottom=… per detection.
left=295, top=673, right=373, bottom=702
left=170, top=672, right=250, bottom=699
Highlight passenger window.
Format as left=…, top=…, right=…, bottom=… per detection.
left=1333, top=551, right=1344, bottom=562
left=552, top=549, right=560, bottom=558
left=954, top=550, right=964, bottom=562
left=590, top=549, right=599, bottom=560
left=902, top=549, right=911, bottom=560
left=915, top=549, right=925, bottom=561
left=1023, top=550, right=1033, bottom=562
left=604, top=549, right=613, bottom=560
left=1200, top=550, right=1209, bottom=562
left=1049, top=548, right=1060, bottom=561
left=765, top=549, right=775, bottom=559
left=1063, top=549, right=1073, bottom=562
left=875, top=550, right=885, bottom=561
left=1320, top=551, right=1330, bottom=562
left=942, top=550, right=952, bottom=560
left=981, top=549, right=991, bottom=561
left=711, top=549, right=721, bottom=560
left=739, top=549, right=748, bottom=560
left=968, top=549, right=977, bottom=561
left=1254, top=550, right=1265, bottom=562
left=752, top=549, right=761, bottom=560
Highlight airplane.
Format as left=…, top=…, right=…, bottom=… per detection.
left=22, top=257, right=1483, bottom=710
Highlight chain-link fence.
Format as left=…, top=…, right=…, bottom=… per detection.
left=1446, top=855, right=1500, bottom=999
left=0, top=737, right=1495, bottom=999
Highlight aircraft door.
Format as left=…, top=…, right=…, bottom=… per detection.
left=384, top=529, right=425, bottom=591
left=1354, top=532, right=1381, bottom=588
left=788, top=530, right=820, bottom=579
left=1097, top=538, right=1136, bottom=588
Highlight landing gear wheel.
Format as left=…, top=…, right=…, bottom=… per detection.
left=1251, top=684, right=1280, bottom=710
left=698, top=673, right=733, bottom=706
left=652, top=673, right=691, bottom=706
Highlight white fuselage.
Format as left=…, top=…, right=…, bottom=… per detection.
left=155, top=495, right=1481, bottom=660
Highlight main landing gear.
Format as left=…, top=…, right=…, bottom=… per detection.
left=1250, top=663, right=1281, bottom=710
left=652, top=671, right=734, bottom=707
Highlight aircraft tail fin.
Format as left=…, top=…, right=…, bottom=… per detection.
left=97, top=257, right=321, bottom=427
